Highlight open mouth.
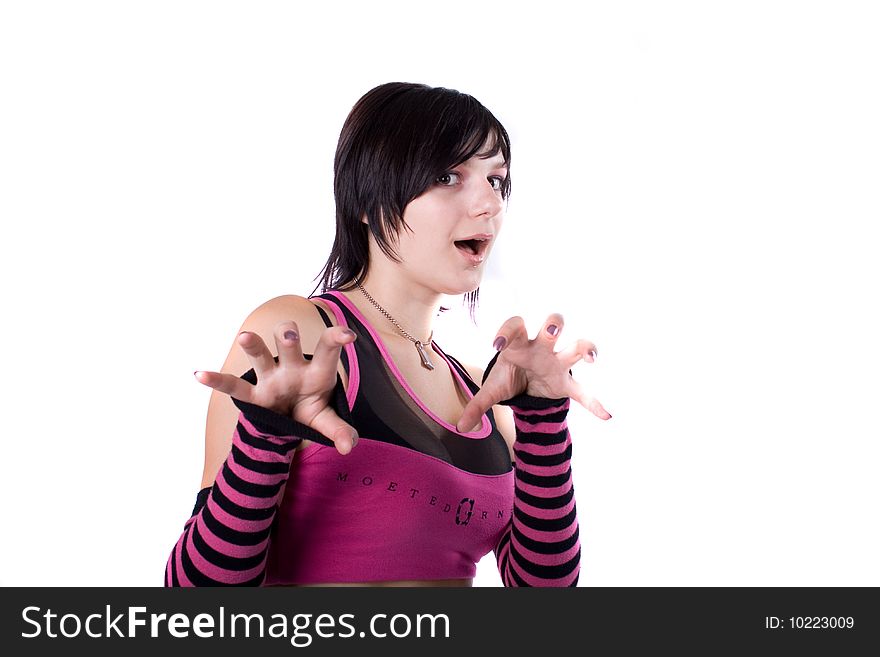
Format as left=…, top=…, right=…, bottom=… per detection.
left=453, top=238, right=490, bottom=256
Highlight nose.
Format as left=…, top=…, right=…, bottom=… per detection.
left=468, top=180, right=504, bottom=219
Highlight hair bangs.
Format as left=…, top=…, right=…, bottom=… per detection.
left=433, top=93, right=510, bottom=169
left=427, top=96, right=512, bottom=198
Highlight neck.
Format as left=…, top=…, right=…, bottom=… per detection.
left=344, top=273, right=441, bottom=346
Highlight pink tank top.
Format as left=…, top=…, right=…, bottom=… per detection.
left=263, top=290, right=514, bottom=585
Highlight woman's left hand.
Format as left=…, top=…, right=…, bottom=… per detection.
left=455, top=313, right=611, bottom=433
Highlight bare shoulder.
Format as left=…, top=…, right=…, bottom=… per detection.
left=221, top=294, right=326, bottom=371
left=199, top=294, right=328, bottom=489
left=459, top=361, right=517, bottom=462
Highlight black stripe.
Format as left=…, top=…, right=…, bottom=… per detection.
left=498, top=550, right=510, bottom=578
left=514, top=504, right=578, bottom=533
left=220, top=461, right=285, bottom=499
left=235, top=395, right=340, bottom=448
left=191, top=520, right=267, bottom=571
left=516, top=466, right=572, bottom=489
left=495, top=534, right=513, bottom=583
left=191, top=487, right=211, bottom=517
left=212, top=483, right=278, bottom=522
left=512, top=407, right=569, bottom=424
left=179, top=534, right=264, bottom=587
left=235, top=418, right=301, bottom=454
left=512, top=522, right=580, bottom=555
left=170, top=546, right=181, bottom=587
left=513, top=434, right=568, bottom=449
left=231, top=443, right=293, bottom=475
left=510, top=546, right=580, bottom=581
left=515, top=485, right=574, bottom=510
left=506, top=562, right=530, bottom=587
left=513, top=443, right=572, bottom=467
left=201, top=505, right=273, bottom=547
left=179, top=526, right=223, bottom=586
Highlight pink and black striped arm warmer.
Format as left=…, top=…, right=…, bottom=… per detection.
left=164, top=366, right=343, bottom=587
left=483, top=353, right=581, bottom=587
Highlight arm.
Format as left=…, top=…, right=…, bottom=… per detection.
left=461, top=356, right=580, bottom=587
left=458, top=314, right=608, bottom=587
left=164, top=383, right=342, bottom=587
left=165, top=295, right=353, bottom=587
left=165, top=401, right=302, bottom=587
left=495, top=393, right=579, bottom=587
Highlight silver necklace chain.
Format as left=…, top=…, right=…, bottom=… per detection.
left=356, top=282, right=435, bottom=370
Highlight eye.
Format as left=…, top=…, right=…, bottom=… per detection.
left=436, top=172, right=461, bottom=186
left=488, top=175, right=506, bottom=191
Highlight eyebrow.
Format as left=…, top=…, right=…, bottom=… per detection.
left=467, top=155, right=508, bottom=171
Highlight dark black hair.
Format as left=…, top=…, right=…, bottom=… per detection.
left=311, top=82, right=511, bottom=322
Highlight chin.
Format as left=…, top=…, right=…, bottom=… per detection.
left=444, top=278, right=483, bottom=297
left=431, top=262, right=487, bottom=296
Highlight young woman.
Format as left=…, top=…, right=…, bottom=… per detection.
left=165, top=82, right=610, bottom=587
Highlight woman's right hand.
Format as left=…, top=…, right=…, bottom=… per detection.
left=194, top=321, right=359, bottom=455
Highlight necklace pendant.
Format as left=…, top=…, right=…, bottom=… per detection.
left=415, top=341, right=435, bottom=370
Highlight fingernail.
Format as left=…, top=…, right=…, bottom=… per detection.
left=547, top=324, right=558, bottom=336
left=343, top=329, right=356, bottom=338
left=193, top=371, right=200, bottom=377
left=589, top=349, right=597, bottom=360
left=283, top=329, right=299, bottom=341
left=493, top=336, right=507, bottom=351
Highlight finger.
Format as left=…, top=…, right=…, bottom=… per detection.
left=194, top=370, right=256, bottom=402
left=237, top=331, right=277, bottom=378
left=311, top=325, right=356, bottom=378
left=570, top=379, right=612, bottom=421
left=491, top=315, right=528, bottom=352
left=557, top=339, right=599, bottom=368
left=455, top=389, right=496, bottom=433
left=538, top=312, right=565, bottom=347
left=273, top=321, right=304, bottom=367
left=307, top=405, right=360, bottom=455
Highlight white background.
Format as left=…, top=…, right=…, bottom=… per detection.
left=1, top=1, right=878, bottom=587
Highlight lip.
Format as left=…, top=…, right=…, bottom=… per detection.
left=454, top=233, right=494, bottom=242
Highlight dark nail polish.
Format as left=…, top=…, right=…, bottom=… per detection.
left=493, top=336, right=507, bottom=351
left=284, top=329, right=299, bottom=341
left=547, top=324, right=558, bottom=336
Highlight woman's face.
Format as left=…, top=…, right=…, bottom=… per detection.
left=389, top=149, right=508, bottom=295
